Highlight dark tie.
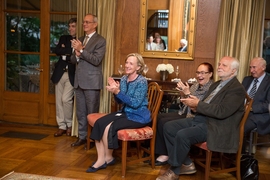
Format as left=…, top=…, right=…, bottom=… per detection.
left=249, top=78, right=258, bottom=99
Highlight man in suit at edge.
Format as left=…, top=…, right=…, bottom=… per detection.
left=51, top=17, right=77, bottom=137
left=70, top=14, right=106, bottom=147
left=156, top=56, right=246, bottom=180
left=242, top=57, right=270, bottom=152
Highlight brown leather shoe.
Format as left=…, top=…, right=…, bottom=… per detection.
left=54, top=129, right=66, bottom=137
left=179, top=162, right=196, bottom=175
left=66, top=127, right=72, bottom=136
left=156, top=169, right=179, bottom=180
left=71, top=138, right=86, bottom=147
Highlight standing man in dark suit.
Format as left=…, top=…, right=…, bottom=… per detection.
left=70, top=14, right=106, bottom=147
left=156, top=56, right=246, bottom=180
left=51, top=17, right=77, bottom=137
left=242, top=57, right=270, bottom=139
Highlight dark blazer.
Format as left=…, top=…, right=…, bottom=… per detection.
left=196, top=77, right=246, bottom=153
left=266, top=63, right=270, bottom=74
left=70, top=32, right=106, bottom=89
left=242, top=74, right=270, bottom=135
left=178, top=46, right=187, bottom=52
left=51, top=35, right=75, bottom=86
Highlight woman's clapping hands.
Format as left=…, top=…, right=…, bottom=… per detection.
left=106, top=77, right=120, bottom=94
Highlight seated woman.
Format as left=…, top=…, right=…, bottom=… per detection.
left=155, top=35, right=165, bottom=51
left=154, top=62, right=214, bottom=172
left=86, top=53, right=151, bottom=173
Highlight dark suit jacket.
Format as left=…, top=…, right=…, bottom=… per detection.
left=178, top=46, right=187, bottom=52
left=70, top=32, right=106, bottom=89
left=266, top=63, right=270, bottom=74
left=51, top=35, right=75, bottom=86
left=196, top=77, right=246, bottom=153
left=242, top=74, right=270, bottom=135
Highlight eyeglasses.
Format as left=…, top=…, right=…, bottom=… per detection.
left=195, top=71, right=209, bottom=75
left=82, top=21, right=95, bottom=24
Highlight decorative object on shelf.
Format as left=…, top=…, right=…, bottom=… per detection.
left=160, top=70, right=169, bottom=81
left=156, top=63, right=174, bottom=81
left=187, top=78, right=197, bottom=84
left=118, top=65, right=124, bottom=76
left=143, top=64, right=149, bottom=77
left=175, top=65, right=179, bottom=78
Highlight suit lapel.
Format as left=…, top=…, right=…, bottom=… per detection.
left=255, top=75, right=270, bottom=95
left=244, top=77, right=254, bottom=91
left=84, top=33, right=97, bottom=48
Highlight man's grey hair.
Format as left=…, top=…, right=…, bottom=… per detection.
left=231, top=57, right=240, bottom=76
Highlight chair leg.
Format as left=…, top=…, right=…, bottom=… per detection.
left=122, top=140, right=128, bottom=177
left=87, top=124, right=92, bottom=150
left=136, top=141, right=141, bottom=159
left=150, top=139, right=155, bottom=169
left=219, top=152, right=224, bottom=169
left=248, top=130, right=253, bottom=155
left=236, top=153, right=241, bottom=180
left=204, top=151, right=212, bottom=180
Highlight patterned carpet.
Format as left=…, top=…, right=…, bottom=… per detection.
left=0, top=172, right=79, bottom=180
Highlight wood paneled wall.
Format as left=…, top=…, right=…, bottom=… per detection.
left=114, top=0, right=222, bottom=82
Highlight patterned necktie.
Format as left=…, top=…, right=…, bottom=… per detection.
left=203, top=83, right=223, bottom=103
left=83, top=35, right=89, bottom=46
left=249, top=78, right=258, bottom=99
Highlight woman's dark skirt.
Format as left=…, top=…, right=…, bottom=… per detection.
left=90, top=112, right=148, bottom=149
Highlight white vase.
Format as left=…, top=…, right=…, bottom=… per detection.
left=160, top=70, right=169, bottom=81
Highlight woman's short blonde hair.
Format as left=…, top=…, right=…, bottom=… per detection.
left=125, top=53, right=145, bottom=74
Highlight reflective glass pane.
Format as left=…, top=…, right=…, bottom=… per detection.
left=50, top=0, right=77, bottom=12
left=6, top=53, right=40, bottom=93
left=50, top=15, right=76, bottom=53
left=6, top=13, right=40, bottom=52
left=6, top=0, right=40, bottom=10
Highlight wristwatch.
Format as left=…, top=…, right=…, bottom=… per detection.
left=79, top=49, right=83, bottom=53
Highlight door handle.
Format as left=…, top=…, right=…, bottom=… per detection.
left=35, top=68, right=43, bottom=72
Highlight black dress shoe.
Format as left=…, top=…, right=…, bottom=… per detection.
left=107, top=158, right=116, bottom=166
left=86, top=163, right=107, bottom=173
left=90, top=158, right=116, bottom=167
left=71, top=139, right=86, bottom=147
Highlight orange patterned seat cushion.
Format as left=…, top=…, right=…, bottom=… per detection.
left=117, top=126, right=153, bottom=141
left=87, top=113, right=107, bottom=126
left=194, top=142, right=208, bottom=151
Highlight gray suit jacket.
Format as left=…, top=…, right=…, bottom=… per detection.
left=70, top=32, right=106, bottom=89
left=242, top=74, right=270, bottom=135
left=196, top=77, right=246, bottom=153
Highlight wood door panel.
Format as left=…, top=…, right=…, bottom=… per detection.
left=44, top=102, right=57, bottom=126
left=3, top=100, right=40, bottom=124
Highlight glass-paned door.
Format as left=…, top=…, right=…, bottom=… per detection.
left=2, top=0, right=76, bottom=126
left=5, top=13, right=41, bottom=93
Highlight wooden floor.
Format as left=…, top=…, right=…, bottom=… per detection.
left=0, top=122, right=270, bottom=180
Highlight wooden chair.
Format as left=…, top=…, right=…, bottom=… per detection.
left=86, top=113, right=107, bottom=150
left=193, top=93, right=253, bottom=180
left=247, top=128, right=270, bottom=155
left=86, top=82, right=164, bottom=177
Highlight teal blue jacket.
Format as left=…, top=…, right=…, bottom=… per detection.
left=115, top=74, right=151, bottom=124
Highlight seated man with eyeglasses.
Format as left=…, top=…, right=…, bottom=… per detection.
left=156, top=56, right=246, bottom=180
left=153, top=62, right=214, bottom=172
